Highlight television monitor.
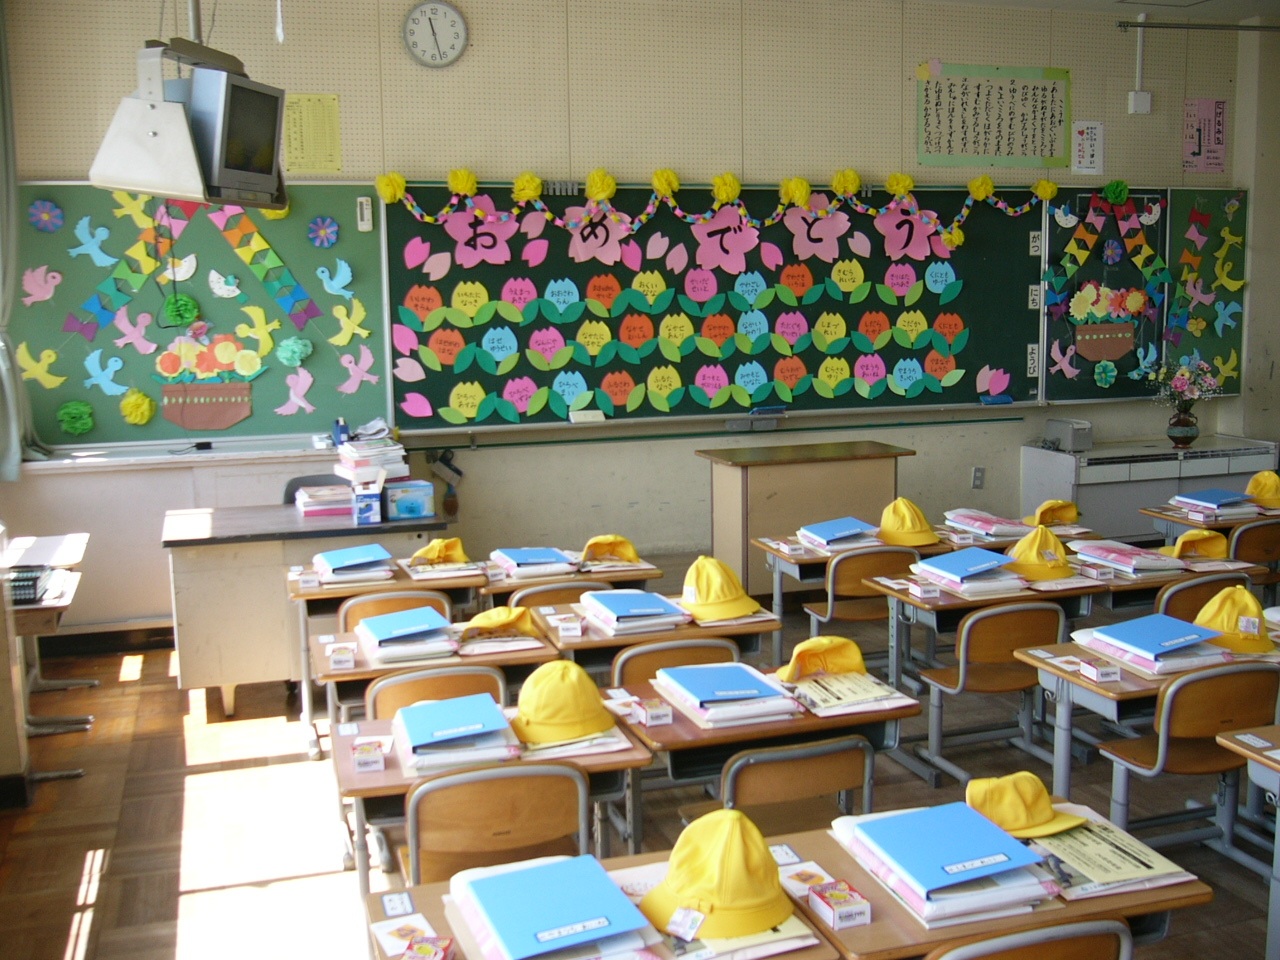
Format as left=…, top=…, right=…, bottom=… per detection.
left=187, top=66, right=285, bottom=207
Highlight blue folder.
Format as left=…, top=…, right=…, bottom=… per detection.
left=465, top=855, right=648, bottom=960
left=585, top=590, right=685, bottom=620
left=313, top=543, right=391, bottom=570
left=1174, top=488, right=1251, bottom=509
left=397, top=693, right=508, bottom=751
left=655, top=663, right=773, bottom=706
left=798, top=516, right=876, bottom=544
left=917, top=546, right=1011, bottom=582
left=495, top=547, right=574, bottom=566
left=854, top=802, right=1042, bottom=899
left=1092, top=613, right=1221, bottom=659
left=356, top=604, right=450, bottom=644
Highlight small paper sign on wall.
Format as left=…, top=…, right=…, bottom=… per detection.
left=1183, top=99, right=1227, bottom=173
left=1072, top=121, right=1103, bottom=175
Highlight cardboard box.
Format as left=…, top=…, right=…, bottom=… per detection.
left=1079, top=563, right=1114, bottom=581
left=1080, top=657, right=1121, bottom=683
left=632, top=698, right=672, bottom=727
left=909, top=579, right=941, bottom=599
left=402, top=936, right=454, bottom=960
left=352, top=738, right=386, bottom=773
left=808, top=880, right=870, bottom=930
left=383, top=480, right=435, bottom=520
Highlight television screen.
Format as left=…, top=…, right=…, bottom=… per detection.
left=188, top=67, right=285, bottom=206
left=224, top=83, right=280, bottom=176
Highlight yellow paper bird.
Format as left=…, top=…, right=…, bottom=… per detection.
left=235, top=305, right=282, bottom=356
left=17, top=342, right=66, bottom=388
left=1214, top=348, right=1239, bottom=384
left=329, top=297, right=371, bottom=347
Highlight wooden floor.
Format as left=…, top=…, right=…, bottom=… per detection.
left=0, top=569, right=1272, bottom=959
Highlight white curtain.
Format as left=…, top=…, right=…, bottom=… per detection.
left=0, top=5, right=51, bottom=479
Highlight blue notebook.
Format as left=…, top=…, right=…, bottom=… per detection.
left=853, top=802, right=1042, bottom=900
left=465, top=855, right=648, bottom=960
left=656, top=663, right=774, bottom=706
left=584, top=590, right=685, bottom=620
left=396, top=693, right=508, bottom=751
left=355, top=604, right=450, bottom=645
left=917, top=546, right=1011, bottom=583
left=1174, top=488, right=1251, bottom=509
left=313, top=543, right=391, bottom=570
left=797, top=516, right=876, bottom=545
left=495, top=547, right=574, bottom=566
left=1092, top=613, right=1221, bottom=659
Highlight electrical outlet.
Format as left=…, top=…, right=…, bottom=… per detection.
left=1027, top=343, right=1040, bottom=377
left=971, top=467, right=985, bottom=489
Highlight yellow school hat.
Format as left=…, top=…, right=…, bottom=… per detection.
left=1157, top=529, right=1228, bottom=559
left=640, top=809, right=793, bottom=939
left=966, top=771, right=1086, bottom=839
left=461, top=605, right=536, bottom=638
left=1195, top=585, right=1274, bottom=654
left=1247, top=470, right=1280, bottom=509
left=776, top=637, right=866, bottom=683
left=1003, top=526, right=1073, bottom=581
left=1022, top=499, right=1079, bottom=526
left=877, top=497, right=939, bottom=547
left=510, top=660, right=613, bottom=744
left=581, top=534, right=640, bottom=563
left=679, top=556, right=761, bottom=622
left=410, top=537, right=469, bottom=564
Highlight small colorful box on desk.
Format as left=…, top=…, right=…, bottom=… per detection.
left=808, top=880, right=870, bottom=929
left=383, top=479, right=435, bottom=520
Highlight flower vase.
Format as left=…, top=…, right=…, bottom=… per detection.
left=1167, top=402, right=1199, bottom=449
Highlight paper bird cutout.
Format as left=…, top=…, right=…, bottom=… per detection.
left=16, top=342, right=65, bottom=388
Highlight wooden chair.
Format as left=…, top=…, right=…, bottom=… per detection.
left=679, top=734, right=875, bottom=834
left=508, top=579, right=612, bottom=607
left=915, top=601, right=1065, bottom=784
left=1098, top=660, right=1280, bottom=876
left=282, top=473, right=343, bottom=504
left=1229, top=518, right=1280, bottom=605
left=921, top=919, right=1132, bottom=960
left=1153, top=570, right=1250, bottom=620
left=803, top=545, right=921, bottom=638
left=405, top=761, right=589, bottom=884
left=610, top=637, right=739, bottom=687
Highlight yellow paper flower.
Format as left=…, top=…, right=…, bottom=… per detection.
left=651, top=169, right=680, bottom=199
left=585, top=168, right=617, bottom=202
left=512, top=171, right=543, bottom=202
left=831, top=168, right=861, bottom=196
left=968, top=175, right=995, bottom=202
left=1032, top=179, right=1059, bottom=201
left=448, top=168, right=478, bottom=197
left=234, top=351, right=262, bottom=377
left=1188, top=316, right=1207, bottom=337
left=119, top=388, right=155, bottom=425
left=885, top=173, right=915, bottom=197
left=941, top=225, right=965, bottom=249
left=375, top=172, right=406, bottom=204
left=817, top=356, right=851, bottom=387
left=646, top=365, right=682, bottom=398
left=712, top=172, right=742, bottom=207
left=1069, top=289, right=1095, bottom=321
left=658, top=313, right=695, bottom=345
left=779, top=177, right=811, bottom=207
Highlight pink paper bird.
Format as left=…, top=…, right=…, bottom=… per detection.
left=1184, top=277, right=1216, bottom=312
left=1049, top=340, right=1080, bottom=379
left=21, top=266, right=62, bottom=306
left=337, top=344, right=379, bottom=394
left=274, top=368, right=315, bottom=415
left=113, top=307, right=157, bottom=354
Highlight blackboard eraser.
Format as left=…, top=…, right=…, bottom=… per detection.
left=980, top=394, right=1014, bottom=405
left=725, top=418, right=753, bottom=432
left=195, top=441, right=213, bottom=451
left=568, top=409, right=606, bottom=424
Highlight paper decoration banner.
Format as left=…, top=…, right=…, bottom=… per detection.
left=917, top=63, right=1070, bottom=167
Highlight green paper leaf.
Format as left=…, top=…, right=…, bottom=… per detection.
left=775, top=285, right=799, bottom=307
left=939, top=279, right=963, bottom=305
left=571, top=342, right=592, bottom=365
left=749, top=333, right=771, bottom=355
left=812, top=378, right=835, bottom=399
left=453, top=343, right=476, bottom=373
left=651, top=289, right=676, bottom=313
left=585, top=298, right=609, bottom=318
left=595, top=341, right=619, bottom=366
left=854, top=378, right=872, bottom=399
left=475, top=394, right=496, bottom=421
left=678, top=294, right=702, bottom=316
left=753, top=288, right=776, bottom=310
left=548, top=391, right=568, bottom=418
left=875, top=284, right=898, bottom=305
left=520, top=300, right=541, bottom=325
left=658, top=338, right=683, bottom=363
left=727, top=291, right=751, bottom=312
left=688, top=385, right=711, bottom=407
left=496, top=398, right=521, bottom=424
left=625, top=384, right=646, bottom=412
left=824, top=278, right=844, bottom=300
left=867, top=379, right=887, bottom=399
left=710, top=385, right=733, bottom=408
left=569, top=391, right=594, bottom=411
left=941, top=368, right=966, bottom=387
left=525, top=348, right=551, bottom=371
left=871, top=330, right=892, bottom=351
left=730, top=384, right=751, bottom=407
left=475, top=350, right=500, bottom=376
left=951, top=328, right=970, bottom=354
left=474, top=302, right=499, bottom=326
left=904, top=281, right=924, bottom=306
left=849, top=281, right=872, bottom=304
left=397, top=306, right=424, bottom=331
left=418, top=347, right=442, bottom=372
left=539, top=299, right=564, bottom=322
left=802, top=284, right=827, bottom=305
left=438, top=406, right=467, bottom=425
left=704, top=294, right=726, bottom=314
left=442, top=307, right=472, bottom=328
left=696, top=336, right=722, bottom=358
left=558, top=302, right=586, bottom=325
left=667, top=387, right=685, bottom=406
left=905, top=379, right=926, bottom=399
left=679, top=336, right=697, bottom=356
left=611, top=289, right=649, bottom=315
left=922, top=374, right=943, bottom=394
left=751, top=382, right=773, bottom=404
left=718, top=338, right=738, bottom=360
left=886, top=377, right=906, bottom=396
left=773, top=381, right=793, bottom=403
left=930, top=330, right=951, bottom=356
left=811, top=330, right=830, bottom=352
left=495, top=301, right=524, bottom=324
left=593, top=390, right=615, bottom=418
left=636, top=339, right=659, bottom=359
left=549, top=345, right=576, bottom=369
left=850, top=332, right=874, bottom=354
left=617, top=343, right=641, bottom=364
left=892, top=327, right=915, bottom=349
left=792, top=375, right=813, bottom=396
left=649, top=392, right=670, bottom=413
left=792, top=334, right=811, bottom=353
left=421, top=308, right=446, bottom=331
left=770, top=333, right=793, bottom=356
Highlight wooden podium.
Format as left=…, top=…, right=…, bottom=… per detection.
left=696, top=440, right=915, bottom=594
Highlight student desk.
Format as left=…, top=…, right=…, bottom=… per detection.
left=290, top=564, right=490, bottom=759
left=696, top=441, right=914, bottom=596
left=1139, top=502, right=1270, bottom=544
left=617, top=679, right=919, bottom=853
left=365, top=828, right=1211, bottom=960
left=1215, top=726, right=1280, bottom=960
left=529, top=603, right=780, bottom=676
left=331, top=718, right=652, bottom=896
left=162, top=505, right=447, bottom=716
left=477, top=561, right=663, bottom=607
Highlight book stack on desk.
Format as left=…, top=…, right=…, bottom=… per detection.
left=392, top=693, right=521, bottom=772
left=913, top=547, right=1027, bottom=598
left=942, top=509, right=1034, bottom=539
left=579, top=590, right=691, bottom=636
left=1068, top=539, right=1186, bottom=576
left=294, top=483, right=355, bottom=517
left=651, top=662, right=800, bottom=728
left=832, top=803, right=1055, bottom=928
left=1074, top=614, right=1229, bottom=676
left=355, top=604, right=459, bottom=663
left=312, top=544, right=395, bottom=583
left=785, top=671, right=914, bottom=717
left=490, top=547, right=578, bottom=580
left=334, top=437, right=410, bottom=483
left=1170, top=487, right=1259, bottom=521
left=795, top=516, right=878, bottom=551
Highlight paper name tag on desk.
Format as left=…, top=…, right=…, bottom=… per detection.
left=381, top=892, right=414, bottom=917
left=769, top=843, right=801, bottom=865
left=299, top=572, right=321, bottom=590
left=1236, top=733, right=1272, bottom=748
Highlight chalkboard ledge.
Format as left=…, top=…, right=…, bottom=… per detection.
left=22, top=437, right=342, bottom=475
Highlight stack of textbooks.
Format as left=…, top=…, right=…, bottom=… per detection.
left=579, top=589, right=691, bottom=636
left=294, top=483, right=355, bottom=517
left=312, top=544, right=395, bottom=584
left=1075, top=613, right=1228, bottom=676
left=1171, top=487, right=1259, bottom=521
left=355, top=604, right=459, bottom=663
left=785, top=671, right=913, bottom=717
left=334, top=437, right=410, bottom=483
left=1068, top=539, right=1186, bottom=576
left=942, top=509, right=1033, bottom=538
left=913, top=547, right=1027, bottom=598
left=832, top=803, right=1054, bottom=928
left=795, top=516, right=877, bottom=551
left=490, top=547, right=578, bottom=579
left=651, top=662, right=800, bottom=728
left=392, top=693, right=521, bottom=772
left=449, top=856, right=658, bottom=960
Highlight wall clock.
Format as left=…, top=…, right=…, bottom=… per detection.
left=403, top=2, right=468, bottom=68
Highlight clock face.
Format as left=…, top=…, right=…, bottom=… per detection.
left=403, top=2, right=468, bottom=68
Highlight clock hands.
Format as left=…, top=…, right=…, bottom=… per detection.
left=427, top=17, right=444, bottom=60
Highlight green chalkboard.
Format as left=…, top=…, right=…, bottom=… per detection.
left=384, top=184, right=1044, bottom=431
left=13, top=183, right=386, bottom=444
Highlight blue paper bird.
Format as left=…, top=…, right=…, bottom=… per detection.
left=1128, top=343, right=1159, bottom=381
left=68, top=216, right=119, bottom=268
left=316, top=258, right=354, bottom=300
left=83, top=349, right=127, bottom=395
